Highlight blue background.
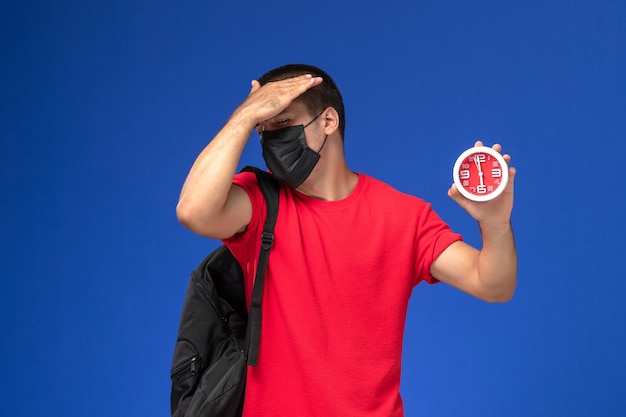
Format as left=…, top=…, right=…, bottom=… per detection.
left=2, top=1, right=625, bottom=416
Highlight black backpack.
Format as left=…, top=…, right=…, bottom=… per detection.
left=170, top=167, right=279, bottom=417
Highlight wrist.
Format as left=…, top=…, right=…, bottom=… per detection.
left=229, top=106, right=258, bottom=132
left=478, top=220, right=513, bottom=237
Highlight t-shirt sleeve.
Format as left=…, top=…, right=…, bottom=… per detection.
left=414, top=203, right=462, bottom=285
left=222, top=171, right=265, bottom=246
left=222, top=172, right=267, bottom=301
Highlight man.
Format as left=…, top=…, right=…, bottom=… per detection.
left=177, top=64, right=517, bottom=417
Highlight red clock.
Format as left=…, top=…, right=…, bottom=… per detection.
left=453, top=146, right=509, bottom=202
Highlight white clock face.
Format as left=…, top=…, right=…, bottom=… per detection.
left=453, top=146, right=509, bottom=202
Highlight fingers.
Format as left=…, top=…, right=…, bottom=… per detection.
left=447, top=183, right=471, bottom=210
left=448, top=183, right=459, bottom=198
left=447, top=183, right=463, bottom=202
left=258, top=74, right=322, bottom=96
left=245, top=74, right=323, bottom=124
left=493, top=145, right=511, bottom=165
left=473, top=141, right=512, bottom=164
left=508, top=166, right=517, bottom=185
left=276, top=74, right=323, bottom=98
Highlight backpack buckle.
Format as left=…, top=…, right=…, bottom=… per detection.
left=261, top=232, right=274, bottom=250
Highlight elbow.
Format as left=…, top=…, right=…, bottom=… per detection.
left=176, top=199, right=201, bottom=231
left=176, top=201, right=190, bottom=226
left=485, top=291, right=515, bottom=303
left=481, top=280, right=517, bottom=303
left=176, top=199, right=232, bottom=239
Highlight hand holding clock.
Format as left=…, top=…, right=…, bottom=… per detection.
left=449, top=141, right=516, bottom=226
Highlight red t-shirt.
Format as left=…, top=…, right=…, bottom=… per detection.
left=224, top=172, right=461, bottom=417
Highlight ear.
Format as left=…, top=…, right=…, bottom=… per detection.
left=322, top=107, right=340, bottom=136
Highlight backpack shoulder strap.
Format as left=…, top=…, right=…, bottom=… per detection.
left=240, top=166, right=279, bottom=366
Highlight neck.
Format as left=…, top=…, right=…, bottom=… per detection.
left=295, top=138, right=358, bottom=201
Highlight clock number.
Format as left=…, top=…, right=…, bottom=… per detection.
left=477, top=185, right=487, bottom=194
left=492, top=168, right=502, bottom=178
left=459, top=170, right=470, bottom=179
left=474, top=154, right=486, bottom=163
left=461, top=163, right=470, bottom=169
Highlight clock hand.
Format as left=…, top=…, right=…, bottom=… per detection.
left=474, top=155, right=484, bottom=186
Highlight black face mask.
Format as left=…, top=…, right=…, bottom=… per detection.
left=260, top=113, right=328, bottom=189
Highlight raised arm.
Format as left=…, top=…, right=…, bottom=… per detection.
left=431, top=142, right=517, bottom=302
left=176, top=74, right=323, bottom=239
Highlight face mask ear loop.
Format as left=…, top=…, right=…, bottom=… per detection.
left=304, top=111, right=324, bottom=128
left=316, top=134, right=329, bottom=154
left=304, top=111, right=328, bottom=154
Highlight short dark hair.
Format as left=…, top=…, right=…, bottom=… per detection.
left=257, top=64, right=346, bottom=140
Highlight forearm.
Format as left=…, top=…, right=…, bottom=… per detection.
left=476, top=221, right=517, bottom=302
left=176, top=109, right=255, bottom=229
